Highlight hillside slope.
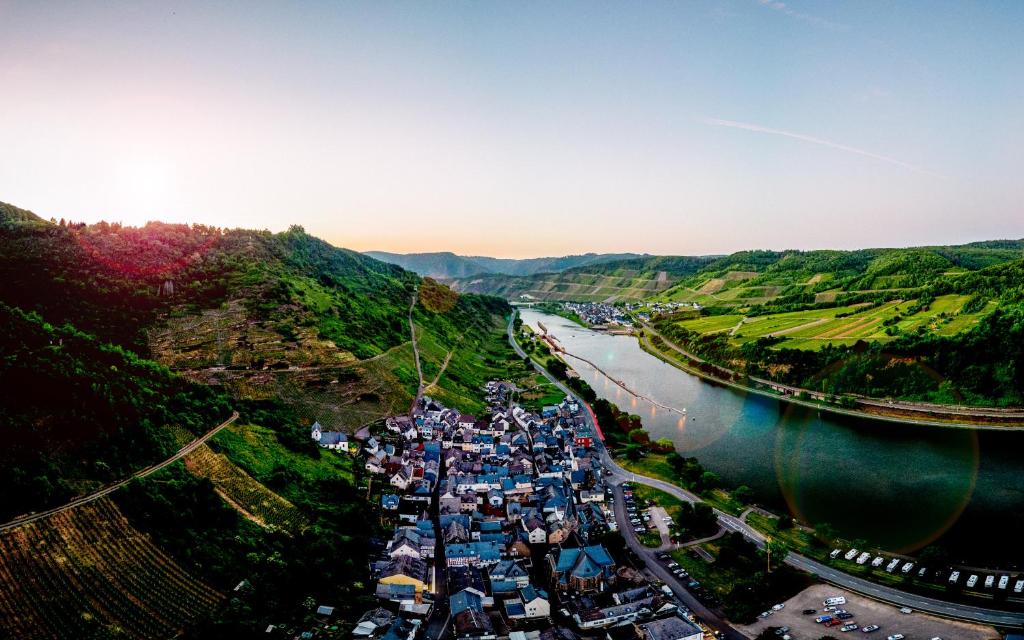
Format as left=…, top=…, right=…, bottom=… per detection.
left=366, top=249, right=646, bottom=278
left=449, top=243, right=1024, bottom=304
left=0, top=201, right=524, bottom=637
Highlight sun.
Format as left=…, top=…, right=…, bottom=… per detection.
left=109, top=157, right=175, bottom=226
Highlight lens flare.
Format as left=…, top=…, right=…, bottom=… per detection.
left=773, top=358, right=980, bottom=553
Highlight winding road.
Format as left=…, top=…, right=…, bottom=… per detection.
left=507, top=313, right=1024, bottom=630
left=0, top=410, right=240, bottom=532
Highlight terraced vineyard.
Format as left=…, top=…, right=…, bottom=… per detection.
left=184, top=444, right=308, bottom=532
left=669, top=294, right=992, bottom=351
left=0, top=497, right=222, bottom=639
left=149, top=299, right=359, bottom=370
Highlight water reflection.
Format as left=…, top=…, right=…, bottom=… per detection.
left=520, top=309, right=1022, bottom=563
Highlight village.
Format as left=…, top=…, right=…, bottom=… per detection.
left=311, top=380, right=706, bottom=640
left=559, top=301, right=699, bottom=327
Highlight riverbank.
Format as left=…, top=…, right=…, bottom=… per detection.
left=636, top=325, right=1024, bottom=431
left=619, top=451, right=1024, bottom=612
left=511, top=311, right=1024, bottom=625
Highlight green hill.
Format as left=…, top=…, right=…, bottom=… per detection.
left=366, top=249, right=646, bottom=278
left=0, top=201, right=530, bottom=636
left=448, top=242, right=1024, bottom=306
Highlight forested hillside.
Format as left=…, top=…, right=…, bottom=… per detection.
left=366, top=249, right=645, bottom=278
left=449, top=243, right=1024, bottom=305
left=0, top=201, right=520, bottom=637
left=0, top=302, right=230, bottom=519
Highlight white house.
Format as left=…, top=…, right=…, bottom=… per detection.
left=390, top=466, right=413, bottom=491
left=311, top=422, right=351, bottom=451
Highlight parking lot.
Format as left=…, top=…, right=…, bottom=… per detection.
left=738, top=583, right=999, bottom=640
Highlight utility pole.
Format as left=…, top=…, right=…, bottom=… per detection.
left=767, top=536, right=772, bottom=573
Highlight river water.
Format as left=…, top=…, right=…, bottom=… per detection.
left=520, top=309, right=1024, bottom=567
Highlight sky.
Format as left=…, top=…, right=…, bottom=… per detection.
left=1, top=1, right=1022, bottom=258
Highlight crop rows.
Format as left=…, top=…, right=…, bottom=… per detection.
left=184, top=444, right=308, bottom=532
left=0, top=497, right=222, bottom=639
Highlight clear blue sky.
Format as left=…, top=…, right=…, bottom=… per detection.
left=1, top=1, right=1021, bottom=257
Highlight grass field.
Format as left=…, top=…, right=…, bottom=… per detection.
left=670, top=294, right=990, bottom=351
left=210, top=422, right=357, bottom=492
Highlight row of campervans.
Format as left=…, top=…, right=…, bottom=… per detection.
left=831, top=549, right=916, bottom=574
left=948, top=571, right=1024, bottom=592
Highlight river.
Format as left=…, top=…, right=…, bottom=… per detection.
left=520, top=308, right=1024, bottom=567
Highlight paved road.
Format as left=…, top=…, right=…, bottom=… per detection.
left=424, top=448, right=451, bottom=640
left=610, top=482, right=745, bottom=640
left=508, top=313, right=1024, bottom=629
left=603, top=453, right=1024, bottom=627
left=0, top=410, right=240, bottom=532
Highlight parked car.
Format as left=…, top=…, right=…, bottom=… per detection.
left=837, top=613, right=854, bottom=620
left=802, top=609, right=817, bottom=615
left=886, top=635, right=905, bottom=640
left=861, top=625, right=880, bottom=633
left=772, top=604, right=785, bottom=611
left=841, top=624, right=859, bottom=632
left=899, top=607, right=912, bottom=614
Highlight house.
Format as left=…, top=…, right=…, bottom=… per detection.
left=521, top=515, right=547, bottom=544
left=382, top=494, right=400, bottom=511
left=311, top=422, right=351, bottom=451
left=352, top=607, right=395, bottom=637
left=504, top=585, right=550, bottom=621
left=635, top=614, right=703, bottom=640
left=379, top=617, right=420, bottom=640
left=390, top=466, right=413, bottom=490
left=443, top=518, right=471, bottom=544
left=489, top=560, right=531, bottom=588
left=365, top=436, right=381, bottom=454
left=454, top=607, right=496, bottom=640
left=450, top=589, right=485, bottom=616
left=377, top=556, right=433, bottom=600
left=388, top=528, right=433, bottom=559
left=547, top=545, right=616, bottom=593
left=574, top=599, right=656, bottom=630
left=445, top=541, right=502, bottom=568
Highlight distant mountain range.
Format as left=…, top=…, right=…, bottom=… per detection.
left=445, top=243, right=1024, bottom=304
left=364, top=250, right=647, bottom=278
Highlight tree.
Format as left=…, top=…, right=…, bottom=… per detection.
left=776, top=514, right=794, bottom=530
left=666, top=451, right=685, bottom=474
left=814, top=522, right=837, bottom=546
left=733, top=485, right=754, bottom=505
left=698, top=470, right=720, bottom=492
left=761, top=538, right=789, bottom=571
left=691, top=503, right=718, bottom=536
left=624, top=444, right=644, bottom=462
left=546, top=359, right=568, bottom=379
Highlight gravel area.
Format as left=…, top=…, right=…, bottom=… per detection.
left=738, top=583, right=999, bottom=640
